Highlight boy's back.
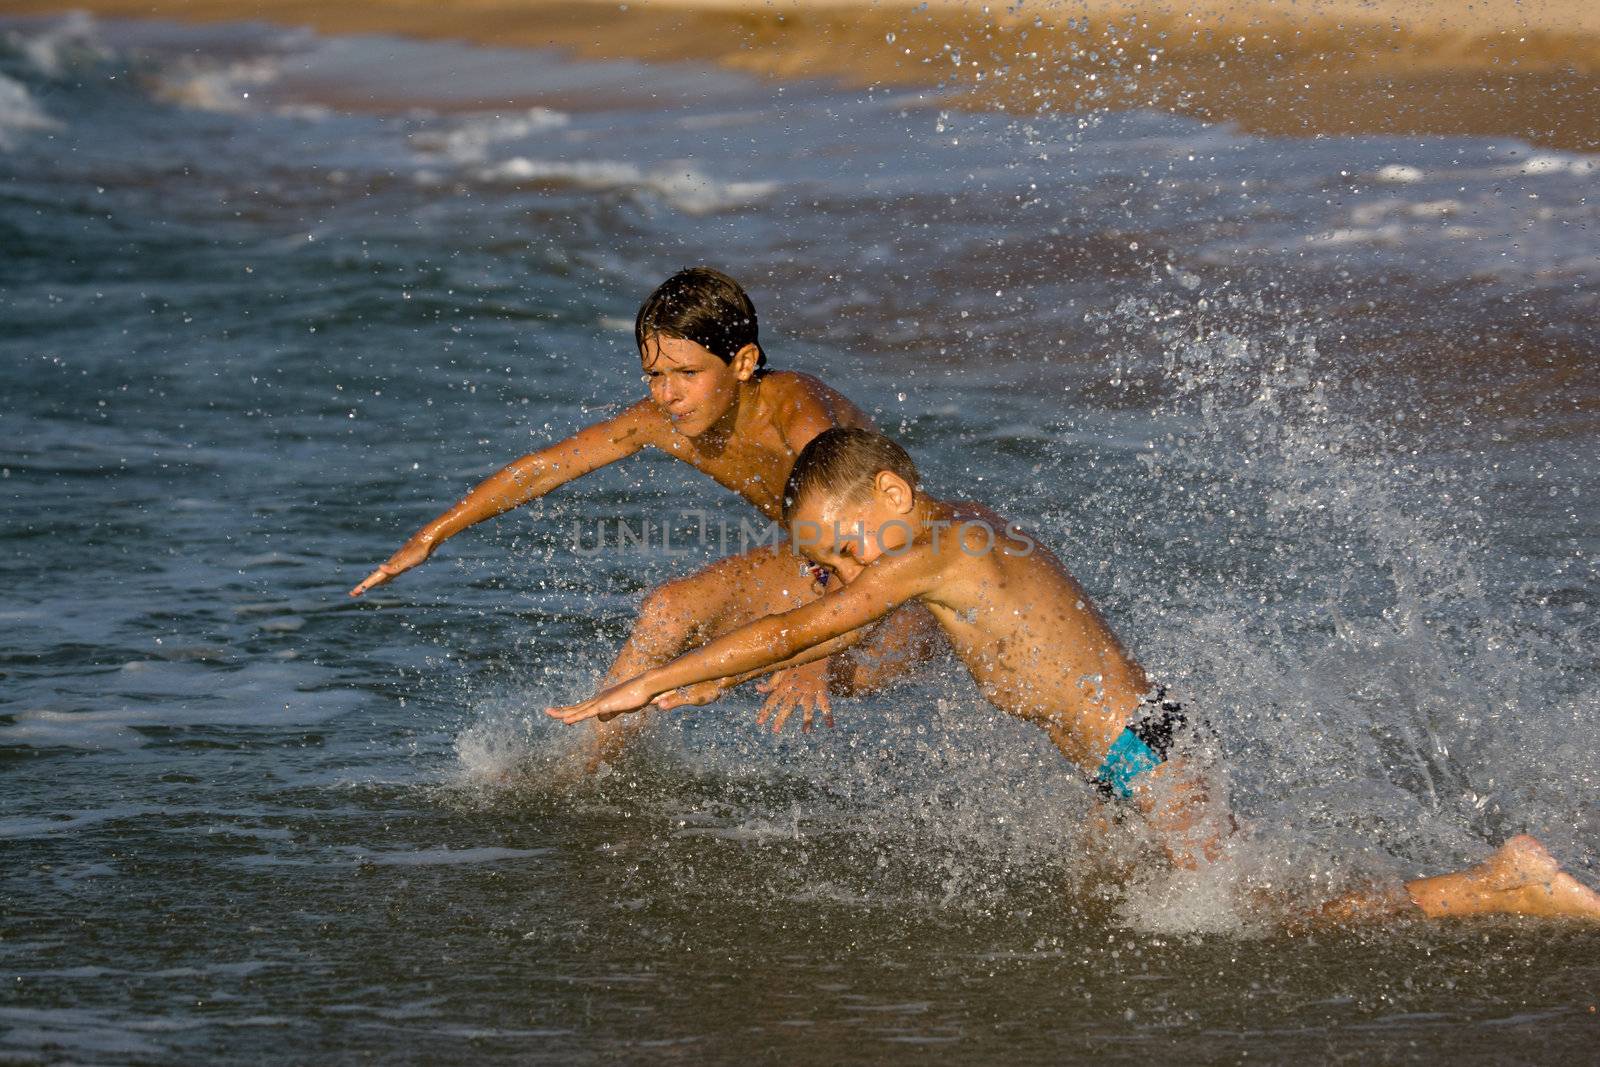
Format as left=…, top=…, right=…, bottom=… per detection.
left=790, top=496, right=1151, bottom=771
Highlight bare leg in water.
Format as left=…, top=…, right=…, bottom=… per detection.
left=1317, top=835, right=1600, bottom=922
left=589, top=544, right=814, bottom=765
left=1127, top=759, right=1600, bottom=923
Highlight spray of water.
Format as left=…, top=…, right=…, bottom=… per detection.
left=442, top=267, right=1597, bottom=935
left=1090, top=279, right=1598, bottom=896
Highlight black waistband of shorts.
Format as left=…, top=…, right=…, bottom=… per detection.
left=1128, top=703, right=1186, bottom=760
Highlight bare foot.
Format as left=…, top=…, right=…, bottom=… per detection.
left=1407, top=835, right=1600, bottom=921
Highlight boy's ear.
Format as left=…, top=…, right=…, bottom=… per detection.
left=731, top=343, right=761, bottom=380
left=875, top=471, right=914, bottom=513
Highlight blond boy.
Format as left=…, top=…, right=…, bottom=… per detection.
left=550, top=429, right=1600, bottom=922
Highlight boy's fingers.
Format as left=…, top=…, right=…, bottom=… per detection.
left=545, top=704, right=595, bottom=723
left=770, top=698, right=795, bottom=733
left=349, top=565, right=399, bottom=597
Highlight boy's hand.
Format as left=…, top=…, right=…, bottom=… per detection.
left=754, top=660, right=834, bottom=734
left=546, top=678, right=658, bottom=725
left=653, top=679, right=731, bottom=711
left=349, top=536, right=436, bottom=597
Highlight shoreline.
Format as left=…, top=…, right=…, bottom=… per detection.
left=5, top=1, right=1599, bottom=150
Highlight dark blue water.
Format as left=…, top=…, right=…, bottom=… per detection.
left=3, top=12, right=1598, bottom=1062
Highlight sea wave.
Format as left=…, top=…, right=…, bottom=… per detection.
left=3, top=9, right=107, bottom=79
left=473, top=155, right=778, bottom=214
left=0, top=70, right=58, bottom=148
left=151, top=56, right=282, bottom=113
left=410, top=106, right=570, bottom=164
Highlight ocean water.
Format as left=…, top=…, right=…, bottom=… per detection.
left=3, top=11, right=1598, bottom=1063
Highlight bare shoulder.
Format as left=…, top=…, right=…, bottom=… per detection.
left=761, top=371, right=874, bottom=450
left=943, top=500, right=1045, bottom=564
left=947, top=500, right=1014, bottom=537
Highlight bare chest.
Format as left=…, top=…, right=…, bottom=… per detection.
left=668, top=432, right=798, bottom=518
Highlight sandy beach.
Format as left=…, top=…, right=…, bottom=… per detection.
left=5, top=0, right=1598, bottom=149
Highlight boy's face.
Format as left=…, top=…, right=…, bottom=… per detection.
left=788, top=474, right=916, bottom=583
left=639, top=334, right=746, bottom=438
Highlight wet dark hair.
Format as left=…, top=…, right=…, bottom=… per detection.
left=634, top=267, right=767, bottom=369
left=782, top=428, right=920, bottom=524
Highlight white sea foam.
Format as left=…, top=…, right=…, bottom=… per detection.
left=0, top=661, right=368, bottom=750
left=480, top=155, right=635, bottom=185
left=1304, top=223, right=1403, bottom=246
left=8, top=10, right=106, bottom=79
left=476, top=156, right=777, bottom=214
left=1373, top=163, right=1424, bottom=184
left=411, top=107, right=570, bottom=163
left=152, top=58, right=281, bottom=114
left=2, top=709, right=146, bottom=751
left=0, top=71, right=59, bottom=149
left=1348, top=198, right=1466, bottom=226
left=1399, top=151, right=1600, bottom=184
left=1406, top=198, right=1464, bottom=218
left=1501, top=153, right=1597, bottom=177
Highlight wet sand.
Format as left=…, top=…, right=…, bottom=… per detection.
left=8, top=0, right=1597, bottom=148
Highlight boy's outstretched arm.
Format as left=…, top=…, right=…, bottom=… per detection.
left=350, top=403, right=654, bottom=596
left=652, top=612, right=896, bottom=730
left=545, top=549, right=941, bottom=724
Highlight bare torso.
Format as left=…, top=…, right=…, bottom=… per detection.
left=912, top=502, right=1151, bottom=770
left=624, top=371, right=874, bottom=520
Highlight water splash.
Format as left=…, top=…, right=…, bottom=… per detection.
left=442, top=277, right=1598, bottom=931
left=1086, top=280, right=1598, bottom=878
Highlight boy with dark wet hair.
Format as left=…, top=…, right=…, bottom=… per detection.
left=352, top=269, right=940, bottom=758
left=550, top=428, right=1600, bottom=923
left=634, top=266, right=768, bottom=371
